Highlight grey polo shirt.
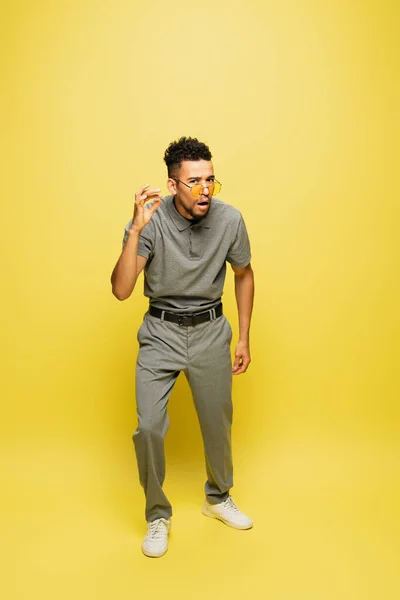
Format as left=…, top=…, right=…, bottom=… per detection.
left=122, top=194, right=251, bottom=313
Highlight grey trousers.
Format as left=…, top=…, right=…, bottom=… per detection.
left=133, top=310, right=234, bottom=522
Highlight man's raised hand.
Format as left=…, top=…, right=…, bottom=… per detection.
left=131, top=184, right=163, bottom=233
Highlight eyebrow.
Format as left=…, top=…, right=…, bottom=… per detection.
left=187, top=175, right=215, bottom=181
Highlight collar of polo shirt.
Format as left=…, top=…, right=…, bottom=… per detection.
left=166, top=195, right=212, bottom=232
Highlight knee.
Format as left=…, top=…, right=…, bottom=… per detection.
left=132, top=419, right=167, bottom=441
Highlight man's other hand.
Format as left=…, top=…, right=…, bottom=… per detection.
left=232, top=341, right=251, bottom=375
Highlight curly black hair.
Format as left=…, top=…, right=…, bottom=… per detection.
left=163, top=136, right=212, bottom=178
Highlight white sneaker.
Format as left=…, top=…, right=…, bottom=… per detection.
left=141, top=517, right=171, bottom=557
left=202, top=496, right=253, bottom=530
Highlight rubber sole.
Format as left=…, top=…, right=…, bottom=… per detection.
left=141, top=546, right=168, bottom=558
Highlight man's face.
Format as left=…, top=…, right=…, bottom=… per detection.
left=168, top=160, right=215, bottom=220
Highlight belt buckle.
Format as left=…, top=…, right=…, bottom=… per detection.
left=178, top=315, right=193, bottom=327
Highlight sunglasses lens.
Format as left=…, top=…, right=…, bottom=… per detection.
left=208, top=182, right=220, bottom=196
left=191, top=184, right=203, bottom=199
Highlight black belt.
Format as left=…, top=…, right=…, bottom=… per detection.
left=149, top=303, right=223, bottom=326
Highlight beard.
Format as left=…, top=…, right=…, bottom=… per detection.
left=174, top=196, right=211, bottom=221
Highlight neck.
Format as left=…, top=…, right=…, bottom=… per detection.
left=173, top=196, right=195, bottom=221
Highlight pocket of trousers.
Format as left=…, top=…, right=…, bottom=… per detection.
left=223, top=315, right=233, bottom=344
left=136, top=313, right=149, bottom=344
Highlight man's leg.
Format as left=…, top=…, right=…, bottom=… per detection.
left=185, top=314, right=234, bottom=505
left=134, top=364, right=178, bottom=522
left=133, top=314, right=185, bottom=522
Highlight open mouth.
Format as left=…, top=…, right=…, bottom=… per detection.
left=197, top=198, right=210, bottom=208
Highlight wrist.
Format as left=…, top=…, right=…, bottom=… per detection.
left=129, top=225, right=142, bottom=236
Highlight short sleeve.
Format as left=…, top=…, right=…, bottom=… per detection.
left=122, top=217, right=154, bottom=260
left=226, top=214, right=251, bottom=268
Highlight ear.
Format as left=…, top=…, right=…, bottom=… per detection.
left=167, top=178, right=177, bottom=195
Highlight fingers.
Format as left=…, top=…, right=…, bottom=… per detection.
left=232, top=355, right=241, bottom=373
left=232, top=355, right=251, bottom=375
left=147, top=199, right=162, bottom=215
left=135, top=184, right=163, bottom=206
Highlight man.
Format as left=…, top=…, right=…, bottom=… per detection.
left=111, top=137, right=254, bottom=558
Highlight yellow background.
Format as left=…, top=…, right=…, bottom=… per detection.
left=2, top=0, right=399, bottom=598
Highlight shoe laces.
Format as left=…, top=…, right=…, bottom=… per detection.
left=221, top=496, right=241, bottom=513
left=146, top=518, right=169, bottom=540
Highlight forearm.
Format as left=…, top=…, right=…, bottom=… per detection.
left=111, top=228, right=141, bottom=300
left=234, top=268, right=254, bottom=341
